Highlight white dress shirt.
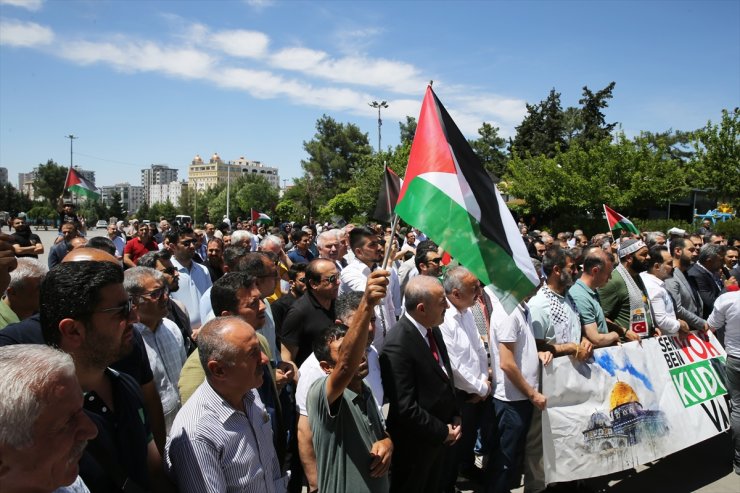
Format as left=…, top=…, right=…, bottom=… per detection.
left=439, top=301, right=489, bottom=397
left=708, top=291, right=740, bottom=358
left=339, top=258, right=396, bottom=350
left=640, top=272, right=681, bottom=334
left=170, top=258, right=212, bottom=329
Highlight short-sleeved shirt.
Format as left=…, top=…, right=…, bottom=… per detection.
left=170, top=258, right=212, bottom=328
left=569, top=279, right=608, bottom=334
left=79, top=368, right=152, bottom=492
left=11, top=232, right=42, bottom=258
left=0, top=299, right=20, bottom=330
left=708, top=291, right=740, bottom=358
left=124, top=237, right=158, bottom=265
left=288, top=248, right=314, bottom=265
left=281, top=291, right=335, bottom=366
left=308, top=377, right=389, bottom=493
left=528, top=287, right=582, bottom=344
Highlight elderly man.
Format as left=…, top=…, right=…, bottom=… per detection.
left=125, top=267, right=187, bottom=432
left=340, top=227, right=396, bottom=349
left=599, top=238, right=655, bottom=339
left=640, top=245, right=690, bottom=335
left=0, top=257, right=47, bottom=329
left=308, top=269, right=392, bottom=493
left=123, top=222, right=158, bottom=268
left=689, top=244, right=728, bottom=319
left=106, top=223, right=125, bottom=260
left=259, top=234, right=293, bottom=302
left=170, top=228, right=213, bottom=330
left=665, top=238, right=706, bottom=331
left=166, top=316, right=288, bottom=492
left=10, top=215, right=43, bottom=258
left=380, top=275, right=460, bottom=493
left=438, top=267, right=491, bottom=488
left=0, top=344, right=98, bottom=493
left=317, top=229, right=343, bottom=271
left=48, top=222, right=78, bottom=268
left=40, top=259, right=171, bottom=492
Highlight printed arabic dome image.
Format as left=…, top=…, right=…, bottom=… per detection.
left=610, top=381, right=640, bottom=410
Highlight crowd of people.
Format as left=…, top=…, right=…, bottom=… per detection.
left=0, top=206, right=738, bottom=493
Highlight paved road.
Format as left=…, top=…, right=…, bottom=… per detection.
left=15, top=227, right=740, bottom=493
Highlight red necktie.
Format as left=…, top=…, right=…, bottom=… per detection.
left=426, top=328, right=440, bottom=364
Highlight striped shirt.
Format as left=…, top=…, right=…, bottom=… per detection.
left=165, top=381, right=287, bottom=493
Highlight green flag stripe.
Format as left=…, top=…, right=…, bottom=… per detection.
left=68, top=184, right=99, bottom=199
left=396, top=177, right=536, bottom=312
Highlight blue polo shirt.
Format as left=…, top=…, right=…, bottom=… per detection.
left=569, top=279, right=608, bottom=334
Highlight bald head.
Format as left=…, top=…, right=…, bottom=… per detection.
left=404, top=275, right=447, bottom=328
left=62, top=247, right=119, bottom=265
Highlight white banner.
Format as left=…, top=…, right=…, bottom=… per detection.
left=542, top=331, right=730, bottom=483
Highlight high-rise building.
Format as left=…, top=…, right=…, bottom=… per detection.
left=187, top=153, right=280, bottom=191
left=0, top=168, right=7, bottom=185
left=18, top=172, right=36, bottom=200
left=101, top=183, right=144, bottom=215
left=142, top=164, right=178, bottom=203
left=149, top=180, right=187, bottom=206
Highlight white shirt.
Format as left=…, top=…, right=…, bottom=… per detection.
left=640, top=272, right=681, bottom=334
left=109, top=235, right=125, bottom=258
left=439, top=301, right=489, bottom=397
left=339, top=258, right=396, bottom=350
left=170, top=258, right=212, bottom=328
left=489, top=300, right=538, bottom=402
left=708, top=291, right=740, bottom=357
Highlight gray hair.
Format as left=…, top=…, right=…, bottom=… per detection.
left=259, top=234, right=283, bottom=249
left=0, top=345, right=76, bottom=448
left=404, top=275, right=442, bottom=312
left=123, top=266, right=165, bottom=296
left=231, top=230, right=253, bottom=247
left=317, top=230, right=337, bottom=248
left=198, top=316, right=245, bottom=377
left=8, top=257, right=48, bottom=291
left=698, top=244, right=726, bottom=264
left=442, top=266, right=474, bottom=295
left=336, top=291, right=363, bottom=323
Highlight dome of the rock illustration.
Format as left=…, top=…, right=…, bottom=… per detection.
left=609, top=381, right=640, bottom=410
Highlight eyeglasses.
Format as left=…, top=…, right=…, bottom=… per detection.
left=179, top=239, right=196, bottom=247
left=321, top=274, right=338, bottom=284
left=136, top=286, right=168, bottom=302
left=426, top=257, right=442, bottom=264
left=296, top=277, right=306, bottom=283
left=96, top=298, right=133, bottom=319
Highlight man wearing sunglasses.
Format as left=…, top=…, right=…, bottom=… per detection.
left=125, top=266, right=187, bottom=433
left=169, top=228, right=213, bottom=332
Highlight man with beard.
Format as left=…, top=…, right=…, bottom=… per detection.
left=689, top=244, right=728, bottom=319
left=40, top=259, right=172, bottom=492
left=640, top=245, right=690, bottom=336
left=526, top=247, right=593, bottom=493
left=125, top=267, right=187, bottom=432
left=123, top=223, right=158, bottom=268
left=169, top=228, right=212, bottom=330
left=665, top=238, right=707, bottom=331
left=599, top=239, right=655, bottom=339
left=138, top=250, right=193, bottom=353
left=340, top=227, right=396, bottom=350
left=206, top=237, right=225, bottom=282
left=107, top=223, right=125, bottom=261
left=0, top=344, right=99, bottom=493
left=10, top=216, right=43, bottom=258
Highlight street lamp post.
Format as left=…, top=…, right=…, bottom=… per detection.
left=369, top=100, right=388, bottom=153
left=65, top=134, right=77, bottom=204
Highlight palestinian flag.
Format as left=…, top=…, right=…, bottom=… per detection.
left=396, top=86, right=539, bottom=313
left=64, top=166, right=99, bottom=199
left=251, top=208, right=272, bottom=224
left=372, top=165, right=402, bottom=223
left=603, top=204, right=640, bottom=235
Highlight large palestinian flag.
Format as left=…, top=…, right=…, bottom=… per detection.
left=251, top=208, right=272, bottom=224
left=395, top=86, right=539, bottom=313
left=603, top=204, right=640, bottom=235
left=64, top=166, right=99, bottom=199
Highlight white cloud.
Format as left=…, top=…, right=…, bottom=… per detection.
left=59, top=39, right=215, bottom=79
left=270, top=47, right=327, bottom=70
left=0, top=18, right=53, bottom=47
left=209, top=29, right=269, bottom=59
left=243, top=0, right=275, bottom=10
left=0, top=0, right=43, bottom=12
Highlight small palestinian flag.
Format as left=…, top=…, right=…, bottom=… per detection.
left=603, top=205, right=640, bottom=235
left=251, top=208, right=272, bottom=224
left=395, top=86, right=539, bottom=313
left=372, top=165, right=402, bottom=223
left=64, top=166, right=99, bottom=199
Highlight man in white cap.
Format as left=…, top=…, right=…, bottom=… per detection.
left=598, top=238, right=655, bottom=339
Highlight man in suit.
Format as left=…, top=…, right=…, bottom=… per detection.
left=379, top=275, right=461, bottom=493
left=688, top=244, right=727, bottom=319
left=665, top=238, right=708, bottom=331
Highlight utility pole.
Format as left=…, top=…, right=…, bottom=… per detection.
left=369, top=101, right=388, bottom=153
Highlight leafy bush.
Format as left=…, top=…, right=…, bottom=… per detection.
left=714, top=218, right=740, bottom=240
left=633, top=218, right=694, bottom=234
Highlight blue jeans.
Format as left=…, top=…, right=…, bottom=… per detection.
left=726, top=355, right=740, bottom=473
left=486, top=398, right=534, bottom=493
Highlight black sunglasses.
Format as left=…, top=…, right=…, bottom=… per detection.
left=321, top=274, right=338, bottom=284
left=96, top=298, right=133, bottom=320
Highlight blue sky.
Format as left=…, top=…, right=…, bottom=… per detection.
left=1, top=0, right=738, bottom=190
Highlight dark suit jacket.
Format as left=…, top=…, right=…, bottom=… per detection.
left=379, top=315, right=459, bottom=448
left=665, top=268, right=705, bottom=330
left=688, top=263, right=722, bottom=319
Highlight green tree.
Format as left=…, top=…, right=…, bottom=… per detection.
left=692, top=108, right=740, bottom=206
left=399, top=116, right=417, bottom=145
left=136, top=201, right=151, bottom=221
left=0, top=183, right=32, bottom=214
left=319, top=187, right=362, bottom=221
left=108, top=191, right=124, bottom=219
left=300, top=115, right=373, bottom=206
left=33, top=160, right=67, bottom=206
left=469, top=122, right=508, bottom=180
left=234, top=175, right=279, bottom=218
left=511, top=89, right=567, bottom=158
left=576, top=82, right=617, bottom=146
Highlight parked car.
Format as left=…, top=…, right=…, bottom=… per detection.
left=95, top=220, right=108, bottom=229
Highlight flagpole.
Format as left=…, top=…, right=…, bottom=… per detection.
left=602, top=204, right=611, bottom=234
left=381, top=213, right=400, bottom=270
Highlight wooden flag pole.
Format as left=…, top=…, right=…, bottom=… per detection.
left=381, top=213, right=401, bottom=270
